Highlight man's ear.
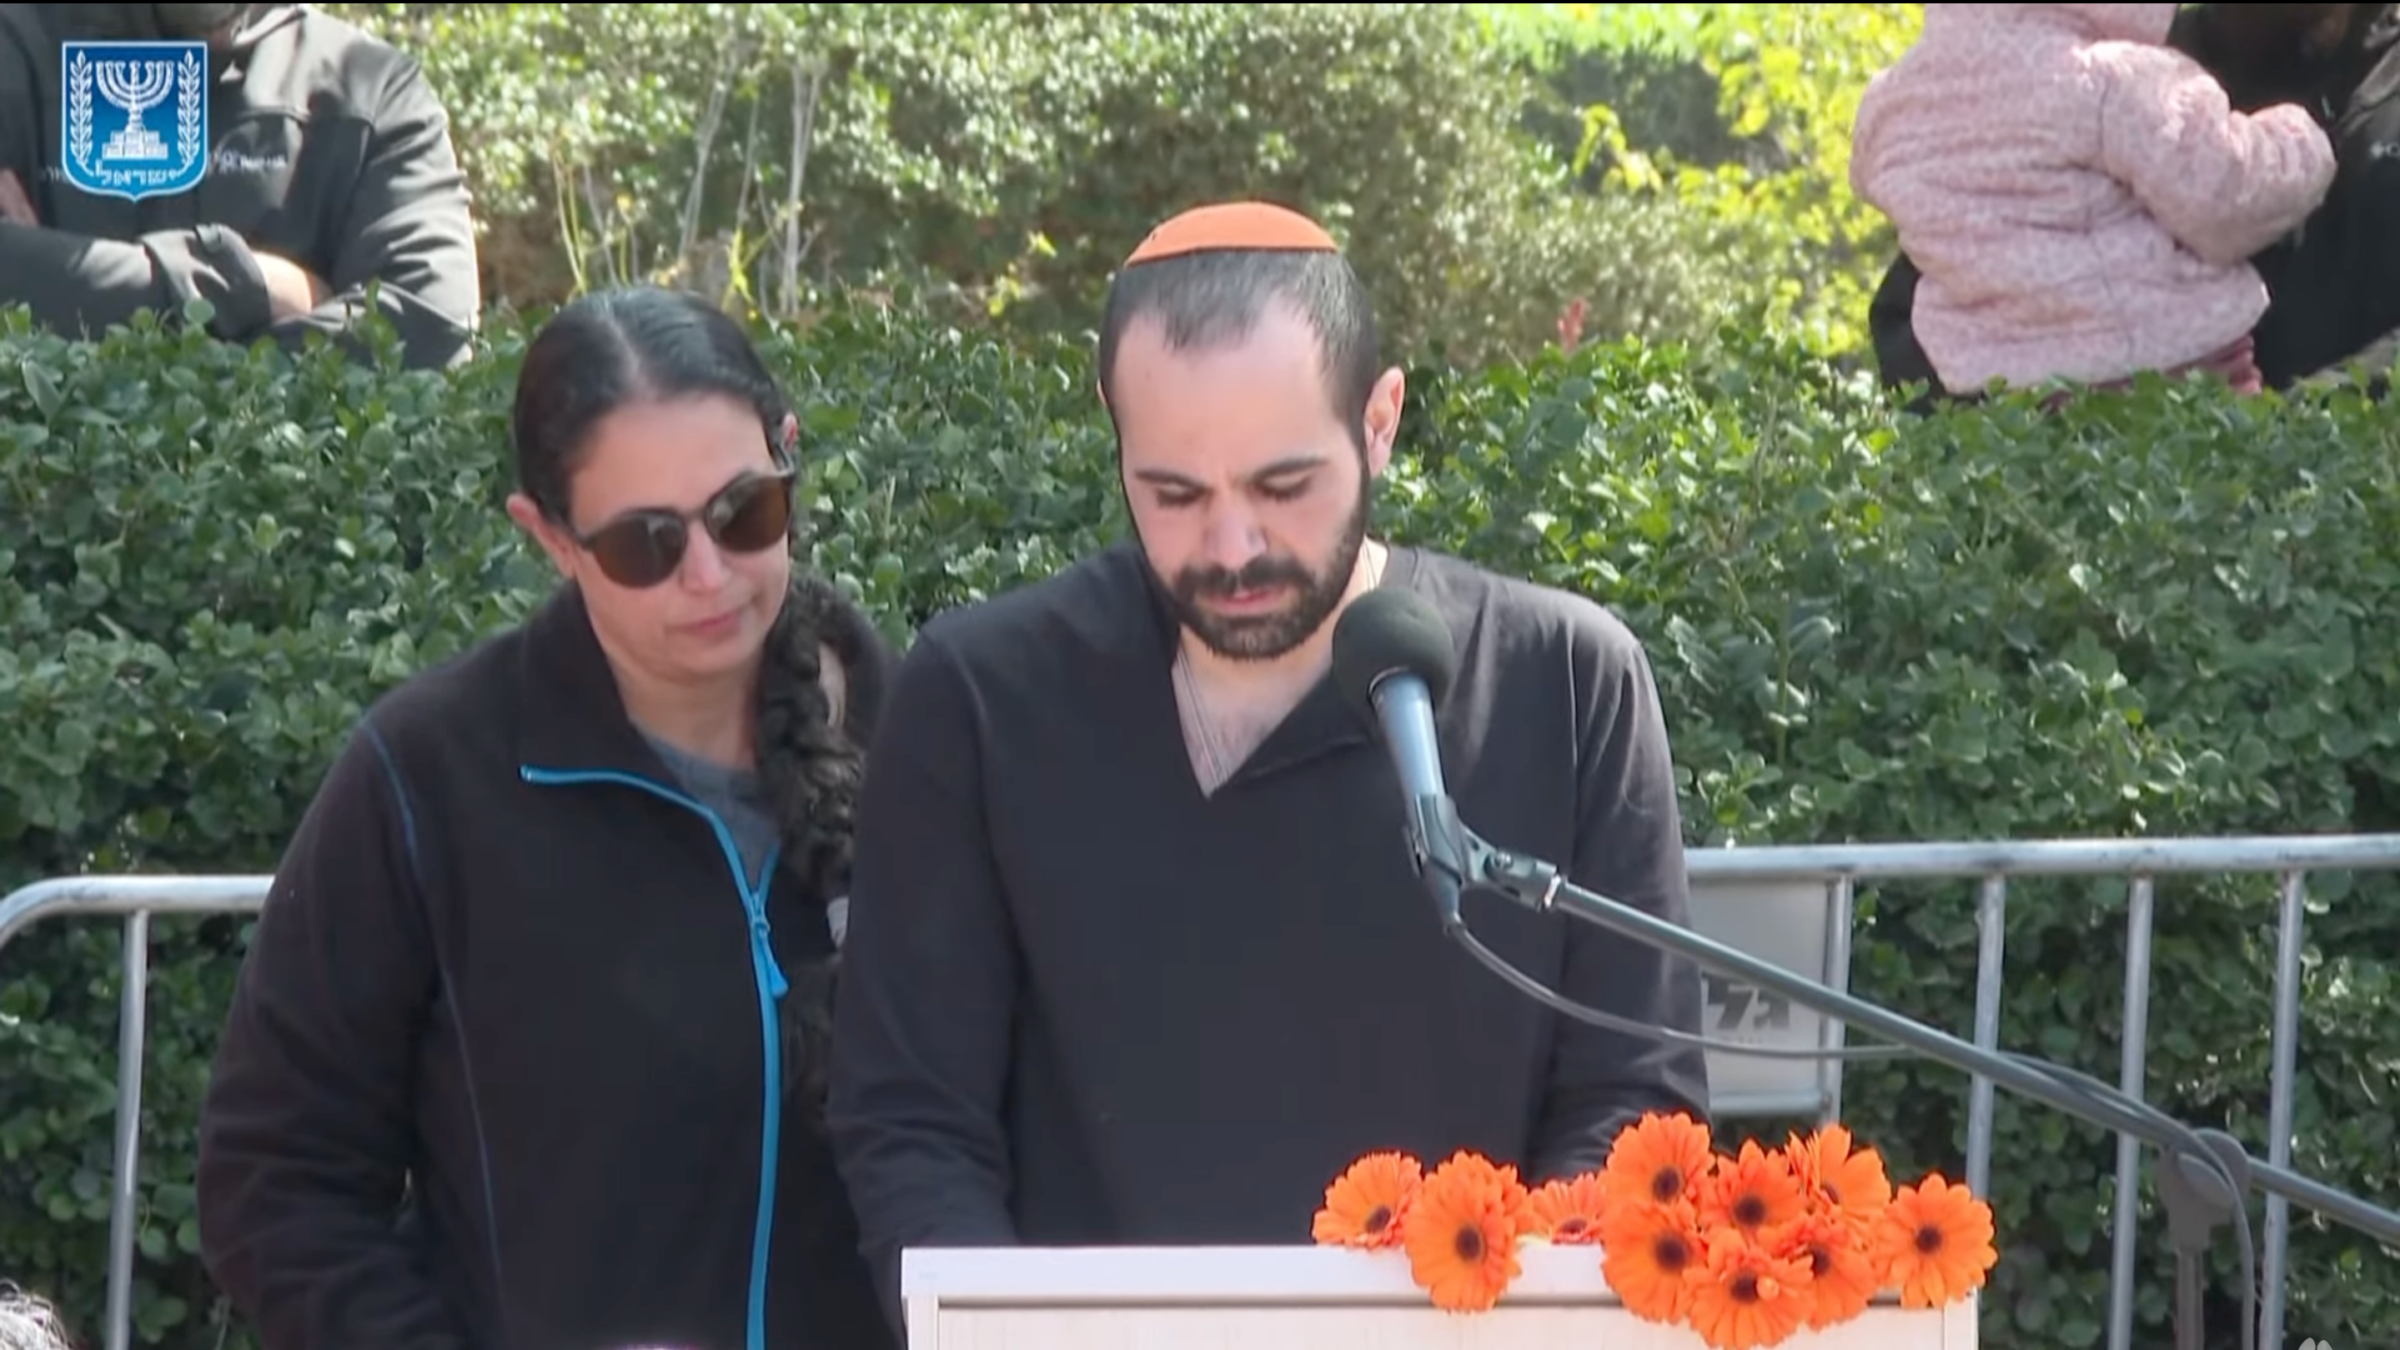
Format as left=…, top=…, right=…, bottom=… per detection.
left=1361, top=366, right=1406, bottom=481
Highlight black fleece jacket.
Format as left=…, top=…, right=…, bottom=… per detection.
left=194, top=578, right=898, bottom=1350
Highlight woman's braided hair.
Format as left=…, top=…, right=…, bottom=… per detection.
left=512, top=284, right=888, bottom=1128
left=760, top=573, right=890, bottom=1120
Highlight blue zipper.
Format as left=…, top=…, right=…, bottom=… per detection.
left=520, top=765, right=787, bottom=1350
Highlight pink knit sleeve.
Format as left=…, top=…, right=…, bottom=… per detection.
left=2095, top=45, right=2338, bottom=267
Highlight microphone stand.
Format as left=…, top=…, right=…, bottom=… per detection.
left=1420, top=820, right=2400, bottom=1350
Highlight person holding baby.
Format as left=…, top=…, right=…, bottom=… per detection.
left=1850, top=3, right=2339, bottom=399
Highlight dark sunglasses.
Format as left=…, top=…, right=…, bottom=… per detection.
left=570, top=466, right=798, bottom=589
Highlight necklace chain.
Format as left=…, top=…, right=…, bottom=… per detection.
left=1174, top=651, right=1232, bottom=789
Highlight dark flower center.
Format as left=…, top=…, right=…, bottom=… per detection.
left=1454, top=1225, right=1485, bottom=1262
left=1363, top=1205, right=1392, bottom=1234
left=1554, top=1216, right=1590, bottom=1238
left=1733, top=1193, right=1769, bottom=1227
left=1915, top=1224, right=1945, bottom=1254
left=1731, top=1271, right=1761, bottom=1303
left=1650, top=1168, right=1683, bottom=1202
left=1653, top=1234, right=1690, bottom=1272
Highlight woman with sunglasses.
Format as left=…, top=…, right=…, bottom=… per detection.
left=193, top=286, right=898, bottom=1350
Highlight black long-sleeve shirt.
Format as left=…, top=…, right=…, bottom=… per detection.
left=826, top=541, right=1711, bottom=1323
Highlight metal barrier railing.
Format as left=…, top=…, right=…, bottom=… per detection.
left=0, top=876, right=272, bottom=1350
left=1682, top=833, right=2400, bottom=1350
left=6, top=833, right=2399, bottom=1350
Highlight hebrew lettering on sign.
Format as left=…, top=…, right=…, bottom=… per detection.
left=1703, top=973, right=1798, bottom=1035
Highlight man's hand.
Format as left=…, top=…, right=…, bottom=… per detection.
left=0, top=170, right=326, bottom=323
left=252, top=251, right=329, bottom=321
left=0, top=170, right=37, bottom=226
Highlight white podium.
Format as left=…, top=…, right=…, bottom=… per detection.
left=902, top=1244, right=1979, bottom=1348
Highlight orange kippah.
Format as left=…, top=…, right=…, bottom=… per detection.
left=1122, top=200, right=1339, bottom=266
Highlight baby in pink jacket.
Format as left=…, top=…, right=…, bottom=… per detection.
left=1851, top=3, right=2338, bottom=396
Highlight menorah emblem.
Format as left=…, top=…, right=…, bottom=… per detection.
left=59, top=39, right=210, bottom=202
left=97, top=59, right=175, bottom=161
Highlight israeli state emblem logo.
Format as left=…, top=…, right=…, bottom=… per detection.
left=60, top=40, right=209, bottom=202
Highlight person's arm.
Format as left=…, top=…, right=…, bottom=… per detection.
left=1867, top=252, right=1959, bottom=411
left=2096, top=47, right=2339, bottom=268
left=825, top=629, right=1022, bottom=1330
left=263, top=53, right=479, bottom=371
left=0, top=215, right=288, bottom=337
left=1526, top=612, right=1713, bottom=1182
left=0, top=21, right=283, bottom=337
left=195, top=718, right=473, bottom=1350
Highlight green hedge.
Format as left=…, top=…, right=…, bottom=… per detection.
left=3, top=298, right=2398, bottom=1350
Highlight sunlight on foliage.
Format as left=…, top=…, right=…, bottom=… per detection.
left=327, top=3, right=1921, bottom=362
left=1547, top=3, right=1923, bottom=356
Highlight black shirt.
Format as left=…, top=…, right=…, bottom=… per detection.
left=826, top=540, right=1711, bottom=1319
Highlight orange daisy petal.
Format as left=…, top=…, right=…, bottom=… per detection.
left=1399, top=1151, right=1530, bottom=1312
left=1598, top=1198, right=1704, bottom=1325
left=1525, top=1173, right=1610, bottom=1245
left=1684, top=1229, right=1815, bottom=1350
left=1786, top=1124, right=1894, bottom=1227
left=1874, top=1174, right=1999, bottom=1309
left=1769, top=1211, right=1881, bottom=1329
left=1700, top=1139, right=1808, bottom=1239
left=1312, top=1151, right=1422, bottom=1250
left=1601, top=1111, right=1716, bottom=1210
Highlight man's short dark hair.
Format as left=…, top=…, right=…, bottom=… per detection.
left=1096, top=249, right=1383, bottom=449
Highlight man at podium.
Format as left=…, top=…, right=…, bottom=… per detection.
left=826, top=201, right=1711, bottom=1328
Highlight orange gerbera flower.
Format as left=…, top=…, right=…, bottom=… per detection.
left=1313, top=1151, right=1422, bottom=1250
left=1597, top=1198, right=1704, bottom=1325
left=1700, top=1139, right=1807, bottom=1239
left=1600, top=1111, right=1716, bottom=1209
left=1399, top=1151, right=1530, bottom=1312
left=1786, top=1124, right=1893, bottom=1228
left=1874, top=1174, right=2000, bottom=1309
left=1771, top=1210, right=1880, bottom=1329
left=1524, top=1172, right=1609, bottom=1244
left=1685, top=1230, right=1814, bottom=1350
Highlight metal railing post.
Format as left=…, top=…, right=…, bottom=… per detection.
left=1966, top=875, right=2008, bottom=1200
left=2107, top=875, right=2157, bottom=1350
left=1820, top=877, right=1855, bottom=1124
left=2260, top=871, right=2309, bottom=1350
left=0, top=875, right=273, bottom=1350
left=104, top=911, right=151, bottom=1350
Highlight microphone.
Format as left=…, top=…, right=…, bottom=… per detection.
left=1331, top=587, right=1470, bottom=934
left=1330, top=589, right=2400, bottom=1350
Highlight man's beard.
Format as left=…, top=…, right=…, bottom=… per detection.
left=1155, top=481, right=1373, bottom=663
